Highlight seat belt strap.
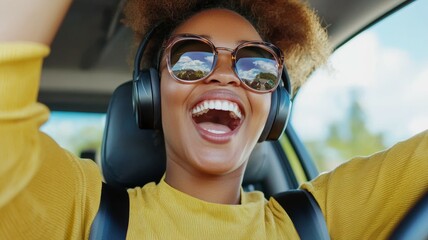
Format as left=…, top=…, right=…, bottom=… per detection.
left=89, top=185, right=329, bottom=240
left=273, top=189, right=330, bottom=240
left=89, top=183, right=129, bottom=240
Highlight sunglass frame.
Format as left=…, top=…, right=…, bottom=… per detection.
left=164, top=34, right=285, bottom=93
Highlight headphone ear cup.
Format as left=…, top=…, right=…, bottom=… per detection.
left=132, top=68, right=161, bottom=129
left=268, top=86, right=292, bottom=141
left=258, top=86, right=292, bottom=142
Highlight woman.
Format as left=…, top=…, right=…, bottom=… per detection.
left=0, top=0, right=427, bottom=239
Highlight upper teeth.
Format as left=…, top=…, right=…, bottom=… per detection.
left=191, top=100, right=242, bottom=119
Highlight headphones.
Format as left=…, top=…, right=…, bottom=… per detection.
left=132, top=25, right=292, bottom=142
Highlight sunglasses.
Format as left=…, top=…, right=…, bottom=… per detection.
left=163, top=34, right=285, bottom=93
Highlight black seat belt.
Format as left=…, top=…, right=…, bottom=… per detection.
left=89, top=183, right=129, bottom=240
left=89, top=185, right=329, bottom=240
left=273, top=189, right=330, bottom=240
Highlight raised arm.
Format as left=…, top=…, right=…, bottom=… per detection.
left=0, top=1, right=102, bottom=239
left=302, top=130, right=428, bottom=239
left=0, top=0, right=72, bottom=44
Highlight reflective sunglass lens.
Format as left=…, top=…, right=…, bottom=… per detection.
left=235, top=46, right=279, bottom=91
left=170, top=40, right=214, bottom=81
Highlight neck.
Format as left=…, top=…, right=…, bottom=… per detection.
left=164, top=160, right=245, bottom=205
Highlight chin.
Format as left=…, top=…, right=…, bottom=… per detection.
left=189, top=145, right=249, bottom=176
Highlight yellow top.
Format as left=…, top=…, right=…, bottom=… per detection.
left=0, top=42, right=427, bottom=239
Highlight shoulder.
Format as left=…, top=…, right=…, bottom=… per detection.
left=128, top=182, right=158, bottom=199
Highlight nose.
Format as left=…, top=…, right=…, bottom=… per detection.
left=204, top=50, right=241, bottom=87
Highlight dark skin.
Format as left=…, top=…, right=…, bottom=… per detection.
left=161, top=9, right=271, bottom=204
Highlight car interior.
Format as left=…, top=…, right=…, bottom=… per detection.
left=39, top=0, right=412, bottom=193
left=36, top=0, right=427, bottom=238
left=40, top=0, right=411, bottom=113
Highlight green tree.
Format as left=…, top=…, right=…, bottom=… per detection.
left=306, top=92, right=386, bottom=171
left=328, top=94, right=385, bottom=157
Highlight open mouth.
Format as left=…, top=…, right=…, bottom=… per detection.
left=191, top=99, right=244, bottom=135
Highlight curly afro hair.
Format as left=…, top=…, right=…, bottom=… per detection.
left=122, top=0, right=331, bottom=94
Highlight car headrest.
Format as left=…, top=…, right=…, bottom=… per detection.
left=101, top=81, right=270, bottom=189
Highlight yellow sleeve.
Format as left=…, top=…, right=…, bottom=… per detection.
left=0, top=42, right=102, bottom=239
left=301, top=130, right=428, bottom=239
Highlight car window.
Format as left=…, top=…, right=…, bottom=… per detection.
left=41, top=111, right=106, bottom=162
left=292, top=1, right=428, bottom=172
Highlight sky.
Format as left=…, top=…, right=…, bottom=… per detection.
left=291, top=0, right=428, bottom=146
left=375, top=0, right=428, bottom=61
left=42, top=1, right=428, bottom=152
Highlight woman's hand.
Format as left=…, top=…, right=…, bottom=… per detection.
left=0, top=0, right=72, bottom=45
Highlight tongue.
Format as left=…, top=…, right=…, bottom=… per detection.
left=197, top=122, right=232, bottom=134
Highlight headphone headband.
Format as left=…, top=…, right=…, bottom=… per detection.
left=133, top=24, right=163, bottom=80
